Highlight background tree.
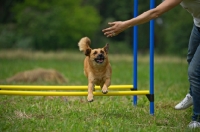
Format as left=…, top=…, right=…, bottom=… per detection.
left=0, top=0, right=101, bottom=50
left=0, top=0, right=193, bottom=55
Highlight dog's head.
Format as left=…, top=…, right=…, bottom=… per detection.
left=85, top=44, right=109, bottom=65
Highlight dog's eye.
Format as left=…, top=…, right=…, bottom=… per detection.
left=100, top=50, right=104, bottom=54
left=93, top=51, right=97, bottom=55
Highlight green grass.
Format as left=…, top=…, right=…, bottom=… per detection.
left=0, top=50, right=199, bottom=132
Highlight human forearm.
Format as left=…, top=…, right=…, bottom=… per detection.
left=102, top=0, right=182, bottom=37
left=124, top=9, right=160, bottom=28
left=102, top=9, right=161, bottom=37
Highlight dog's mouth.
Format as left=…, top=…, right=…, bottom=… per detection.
left=94, top=54, right=105, bottom=64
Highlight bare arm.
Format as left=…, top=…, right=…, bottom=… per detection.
left=102, top=0, right=183, bottom=37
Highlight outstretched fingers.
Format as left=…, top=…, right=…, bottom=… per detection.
left=102, top=23, right=117, bottom=37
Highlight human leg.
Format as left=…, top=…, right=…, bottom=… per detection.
left=174, top=25, right=200, bottom=110
left=188, top=49, right=200, bottom=128
left=187, top=25, right=200, bottom=128
left=188, top=45, right=200, bottom=123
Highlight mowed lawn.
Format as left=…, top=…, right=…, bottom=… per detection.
left=0, top=50, right=198, bottom=132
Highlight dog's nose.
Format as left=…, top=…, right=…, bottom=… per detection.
left=98, top=54, right=104, bottom=58
left=99, top=54, right=103, bottom=57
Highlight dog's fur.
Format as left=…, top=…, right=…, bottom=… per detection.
left=78, top=37, right=112, bottom=102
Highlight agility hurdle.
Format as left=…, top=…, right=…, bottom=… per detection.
left=0, top=90, right=149, bottom=96
left=0, top=85, right=133, bottom=90
left=133, top=0, right=155, bottom=115
left=0, top=85, right=149, bottom=95
left=0, top=85, right=151, bottom=102
left=0, top=84, right=150, bottom=99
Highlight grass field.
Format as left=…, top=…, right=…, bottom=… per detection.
left=0, top=50, right=198, bottom=132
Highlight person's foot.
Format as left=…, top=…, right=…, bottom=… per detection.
left=188, top=121, right=200, bottom=129
left=174, top=93, right=193, bottom=110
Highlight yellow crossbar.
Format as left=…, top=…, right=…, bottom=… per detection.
left=0, top=90, right=149, bottom=96
left=0, top=85, right=133, bottom=90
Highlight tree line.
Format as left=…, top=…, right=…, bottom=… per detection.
left=0, top=0, right=193, bottom=55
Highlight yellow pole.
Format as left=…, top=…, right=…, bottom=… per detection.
left=0, top=90, right=149, bottom=96
left=0, top=85, right=133, bottom=90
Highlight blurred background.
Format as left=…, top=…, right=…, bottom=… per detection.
left=0, top=0, right=193, bottom=55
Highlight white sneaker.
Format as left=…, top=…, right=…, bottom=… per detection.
left=188, top=121, right=200, bottom=129
left=174, top=93, right=193, bottom=110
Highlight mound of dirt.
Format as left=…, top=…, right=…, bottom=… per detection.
left=5, top=68, right=67, bottom=84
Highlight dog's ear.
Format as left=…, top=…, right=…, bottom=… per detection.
left=85, top=48, right=91, bottom=56
left=103, top=43, right=109, bottom=54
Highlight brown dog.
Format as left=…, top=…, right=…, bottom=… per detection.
left=78, top=37, right=112, bottom=102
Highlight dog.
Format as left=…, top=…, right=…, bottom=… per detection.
left=78, top=37, right=112, bottom=102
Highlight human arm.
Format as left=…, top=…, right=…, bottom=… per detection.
left=102, top=0, right=183, bottom=37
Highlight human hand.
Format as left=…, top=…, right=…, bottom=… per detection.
left=102, top=21, right=128, bottom=37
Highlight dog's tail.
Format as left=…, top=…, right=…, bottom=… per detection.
left=78, top=37, right=91, bottom=53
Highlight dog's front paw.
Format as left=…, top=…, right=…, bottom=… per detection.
left=87, top=94, right=94, bottom=102
left=102, top=87, right=108, bottom=94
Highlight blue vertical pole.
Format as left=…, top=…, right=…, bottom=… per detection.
left=133, top=0, right=138, bottom=106
left=150, top=0, right=155, bottom=115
